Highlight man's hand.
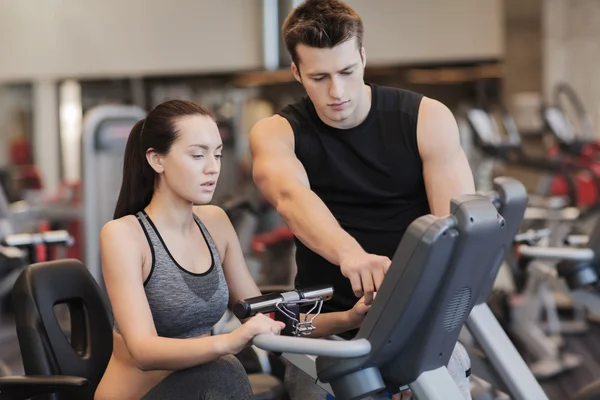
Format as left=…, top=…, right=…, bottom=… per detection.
left=339, top=250, right=391, bottom=305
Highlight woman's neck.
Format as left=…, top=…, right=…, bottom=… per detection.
left=144, top=188, right=196, bottom=235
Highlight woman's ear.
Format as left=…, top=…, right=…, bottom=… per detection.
left=146, top=149, right=165, bottom=174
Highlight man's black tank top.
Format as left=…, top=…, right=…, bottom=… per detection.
left=277, top=83, right=430, bottom=327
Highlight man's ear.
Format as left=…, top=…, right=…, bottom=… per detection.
left=146, top=149, right=165, bottom=174
left=361, top=47, right=367, bottom=69
left=291, top=63, right=302, bottom=83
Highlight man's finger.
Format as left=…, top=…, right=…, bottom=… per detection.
left=373, top=267, right=385, bottom=291
left=361, top=271, right=375, bottom=305
left=349, top=273, right=363, bottom=298
left=382, top=256, right=392, bottom=273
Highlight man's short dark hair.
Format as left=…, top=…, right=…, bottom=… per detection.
left=282, top=0, right=364, bottom=68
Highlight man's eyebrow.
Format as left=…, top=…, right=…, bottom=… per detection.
left=307, top=63, right=358, bottom=77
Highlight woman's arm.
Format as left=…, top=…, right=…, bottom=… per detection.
left=205, top=206, right=370, bottom=337
left=100, top=218, right=281, bottom=371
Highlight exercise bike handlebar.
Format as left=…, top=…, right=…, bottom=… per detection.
left=514, top=229, right=551, bottom=244
left=232, top=285, right=334, bottom=320
left=518, top=244, right=595, bottom=262
left=565, top=235, right=589, bottom=246
left=524, top=207, right=580, bottom=221
left=1, top=230, right=74, bottom=248
left=252, top=334, right=372, bottom=358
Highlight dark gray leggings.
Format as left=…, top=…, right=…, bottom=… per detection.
left=141, top=354, right=253, bottom=400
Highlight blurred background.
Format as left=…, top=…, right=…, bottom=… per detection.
left=1, top=1, right=600, bottom=399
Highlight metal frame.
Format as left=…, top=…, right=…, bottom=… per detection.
left=82, top=105, right=146, bottom=284
left=467, top=303, right=549, bottom=400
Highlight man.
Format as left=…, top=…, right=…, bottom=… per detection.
left=250, top=1, right=475, bottom=398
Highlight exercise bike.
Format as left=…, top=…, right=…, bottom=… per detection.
left=225, top=177, right=547, bottom=400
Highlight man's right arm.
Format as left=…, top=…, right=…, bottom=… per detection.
left=250, top=116, right=359, bottom=265
left=249, top=116, right=390, bottom=301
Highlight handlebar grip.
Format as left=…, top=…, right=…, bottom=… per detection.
left=41, top=230, right=73, bottom=245
left=232, top=285, right=335, bottom=319
left=253, top=335, right=371, bottom=357
left=232, top=292, right=284, bottom=319
left=1, top=230, right=73, bottom=248
left=300, top=285, right=334, bottom=302
left=518, top=244, right=595, bottom=262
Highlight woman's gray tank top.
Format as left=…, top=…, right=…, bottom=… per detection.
left=113, top=210, right=229, bottom=339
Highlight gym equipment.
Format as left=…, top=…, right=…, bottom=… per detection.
left=81, top=105, right=146, bottom=285
left=221, top=193, right=295, bottom=292
left=464, top=104, right=600, bottom=212
left=464, top=103, right=591, bottom=377
left=461, top=178, right=549, bottom=400
left=513, top=227, right=600, bottom=399
left=233, top=285, right=333, bottom=338
left=0, top=183, right=75, bottom=314
left=234, top=185, right=517, bottom=400
left=543, top=82, right=596, bottom=155
left=504, top=258, right=584, bottom=378
left=515, top=209, right=600, bottom=315
left=0, top=183, right=76, bottom=379
left=229, top=177, right=550, bottom=400
left=541, top=83, right=600, bottom=210
left=503, top=201, right=600, bottom=380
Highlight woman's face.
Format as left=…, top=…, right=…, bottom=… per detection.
left=156, top=114, right=223, bottom=205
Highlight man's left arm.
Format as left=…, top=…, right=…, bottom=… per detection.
left=417, top=97, right=476, bottom=216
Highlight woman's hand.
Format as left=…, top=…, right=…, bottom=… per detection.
left=347, top=293, right=377, bottom=329
left=393, top=389, right=412, bottom=400
left=226, top=313, right=286, bottom=354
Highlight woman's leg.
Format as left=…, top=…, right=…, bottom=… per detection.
left=142, top=354, right=253, bottom=400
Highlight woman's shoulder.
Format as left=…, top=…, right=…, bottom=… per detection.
left=100, top=214, right=145, bottom=245
left=192, top=205, right=234, bottom=244
left=193, top=204, right=228, bottom=223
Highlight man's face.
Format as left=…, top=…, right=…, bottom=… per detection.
left=293, top=38, right=367, bottom=128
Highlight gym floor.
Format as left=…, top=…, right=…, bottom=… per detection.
left=538, top=320, right=600, bottom=399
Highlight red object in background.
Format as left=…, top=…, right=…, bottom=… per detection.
left=10, top=137, right=31, bottom=165
left=251, top=227, right=294, bottom=254
left=13, top=166, right=43, bottom=190
left=66, top=219, right=82, bottom=260
left=550, top=172, right=599, bottom=207
left=47, top=181, right=83, bottom=261
left=547, top=141, right=600, bottom=208
left=9, top=137, right=43, bottom=192
left=7, top=136, right=82, bottom=261
left=36, top=220, right=50, bottom=262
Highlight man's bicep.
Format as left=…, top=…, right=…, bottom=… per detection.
left=422, top=149, right=475, bottom=216
left=253, top=151, right=309, bottom=188
left=250, top=119, right=310, bottom=201
left=418, top=98, right=475, bottom=216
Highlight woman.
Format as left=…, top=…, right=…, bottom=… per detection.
left=95, top=100, right=372, bottom=400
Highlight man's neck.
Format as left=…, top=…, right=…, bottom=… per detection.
left=318, top=83, right=372, bottom=130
